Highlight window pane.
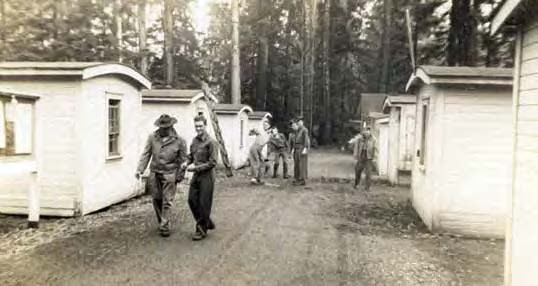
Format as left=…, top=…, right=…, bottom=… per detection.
left=108, top=99, right=121, bottom=156
left=15, top=103, right=32, bottom=154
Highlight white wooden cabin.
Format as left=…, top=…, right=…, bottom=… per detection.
left=248, top=111, right=272, bottom=158
left=492, top=2, right=538, bottom=285
left=407, top=65, right=513, bottom=238
left=214, top=104, right=253, bottom=168
left=382, top=95, right=417, bottom=185
left=0, top=62, right=151, bottom=216
left=370, top=114, right=390, bottom=179
left=141, top=89, right=218, bottom=156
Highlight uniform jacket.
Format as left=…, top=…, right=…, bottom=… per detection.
left=353, top=134, right=377, bottom=160
left=293, top=126, right=311, bottom=151
left=137, top=128, right=188, bottom=181
left=268, top=132, right=288, bottom=153
left=187, top=131, right=218, bottom=174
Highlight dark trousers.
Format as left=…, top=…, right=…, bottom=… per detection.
left=293, top=150, right=308, bottom=183
left=355, top=159, right=373, bottom=190
left=271, top=151, right=289, bottom=177
left=188, top=171, right=215, bottom=232
left=148, top=172, right=177, bottom=232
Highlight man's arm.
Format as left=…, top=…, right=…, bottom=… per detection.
left=176, top=138, right=188, bottom=182
left=136, top=135, right=153, bottom=176
left=192, top=140, right=218, bottom=172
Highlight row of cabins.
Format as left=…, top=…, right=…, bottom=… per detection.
left=0, top=62, right=271, bottom=217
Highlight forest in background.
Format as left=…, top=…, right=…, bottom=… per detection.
left=0, top=0, right=515, bottom=145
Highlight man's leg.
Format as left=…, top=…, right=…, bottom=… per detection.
left=355, top=160, right=364, bottom=188
left=199, top=172, right=215, bottom=232
left=272, top=152, right=280, bottom=178
left=364, top=159, right=373, bottom=191
left=188, top=175, right=201, bottom=228
left=159, top=173, right=178, bottom=236
left=281, top=152, right=289, bottom=178
left=293, top=150, right=300, bottom=183
left=148, top=172, right=164, bottom=225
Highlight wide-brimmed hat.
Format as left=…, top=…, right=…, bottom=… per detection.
left=154, top=114, right=177, bottom=128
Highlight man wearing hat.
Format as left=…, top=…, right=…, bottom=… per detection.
left=182, top=114, right=218, bottom=241
left=290, top=116, right=310, bottom=185
left=136, top=114, right=188, bottom=237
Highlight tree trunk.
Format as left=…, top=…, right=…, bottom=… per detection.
left=379, top=0, right=392, bottom=93
left=321, top=0, right=331, bottom=144
left=308, top=0, right=317, bottom=133
left=138, top=0, right=148, bottom=75
left=114, top=0, right=123, bottom=63
left=284, top=0, right=294, bottom=117
left=163, top=0, right=174, bottom=87
left=255, top=0, right=268, bottom=110
left=231, top=0, right=241, bottom=104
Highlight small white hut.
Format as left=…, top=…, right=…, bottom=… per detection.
left=407, top=65, right=513, bottom=238
left=382, top=95, right=417, bottom=185
left=214, top=104, right=253, bottom=168
left=141, top=89, right=218, bottom=152
left=492, top=2, right=538, bottom=284
left=370, top=114, right=390, bottom=179
left=0, top=62, right=151, bottom=216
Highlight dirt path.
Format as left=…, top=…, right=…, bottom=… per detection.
left=0, top=151, right=503, bottom=286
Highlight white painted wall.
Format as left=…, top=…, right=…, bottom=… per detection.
left=438, top=87, right=512, bottom=237
left=412, top=83, right=511, bottom=238
left=387, top=103, right=416, bottom=185
left=79, top=77, right=144, bottom=215
left=0, top=79, right=81, bottom=216
left=376, top=122, right=389, bottom=178
left=506, top=17, right=538, bottom=286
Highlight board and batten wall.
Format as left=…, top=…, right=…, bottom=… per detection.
left=217, top=112, right=250, bottom=169
left=506, top=16, right=538, bottom=286
left=412, top=83, right=511, bottom=237
left=0, top=79, right=81, bottom=216
left=80, top=77, right=144, bottom=215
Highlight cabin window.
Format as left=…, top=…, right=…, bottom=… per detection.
left=107, top=98, right=121, bottom=158
left=419, top=101, right=429, bottom=166
left=0, top=97, right=34, bottom=157
left=240, top=119, right=244, bottom=148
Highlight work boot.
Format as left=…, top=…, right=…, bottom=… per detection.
left=192, top=225, right=207, bottom=241
left=207, top=219, right=216, bottom=230
left=159, top=229, right=170, bottom=237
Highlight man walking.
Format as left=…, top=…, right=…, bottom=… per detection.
left=268, top=126, right=289, bottom=178
left=183, top=114, right=218, bottom=241
left=136, top=114, right=188, bottom=237
left=354, top=127, right=377, bottom=191
left=291, top=116, right=310, bottom=186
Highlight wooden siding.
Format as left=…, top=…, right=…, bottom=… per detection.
left=439, top=88, right=512, bottom=238
left=509, top=18, right=538, bottom=286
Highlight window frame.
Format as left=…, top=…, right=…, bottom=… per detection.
left=0, top=96, right=35, bottom=158
left=106, top=93, right=123, bottom=161
left=418, top=99, right=429, bottom=170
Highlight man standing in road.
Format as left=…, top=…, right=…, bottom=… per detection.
left=291, top=116, right=310, bottom=186
left=353, top=127, right=377, bottom=191
left=268, top=126, right=289, bottom=178
left=136, top=114, right=188, bottom=237
left=182, top=114, right=218, bottom=241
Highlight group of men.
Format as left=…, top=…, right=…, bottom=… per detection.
left=134, top=113, right=311, bottom=240
left=243, top=115, right=310, bottom=186
left=136, top=114, right=216, bottom=240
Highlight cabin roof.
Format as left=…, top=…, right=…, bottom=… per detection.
left=406, top=65, right=513, bottom=91
left=0, top=89, right=41, bottom=100
left=141, top=89, right=218, bottom=103
left=359, top=93, right=386, bottom=119
left=248, top=111, right=272, bottom=120
left=214, top=103, right=253, bottom=115
left=383, top=95, right=416, bottom=112
left=490, top=0, right=531, bottom=34
left=0, top=62, right=151, bottom=89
